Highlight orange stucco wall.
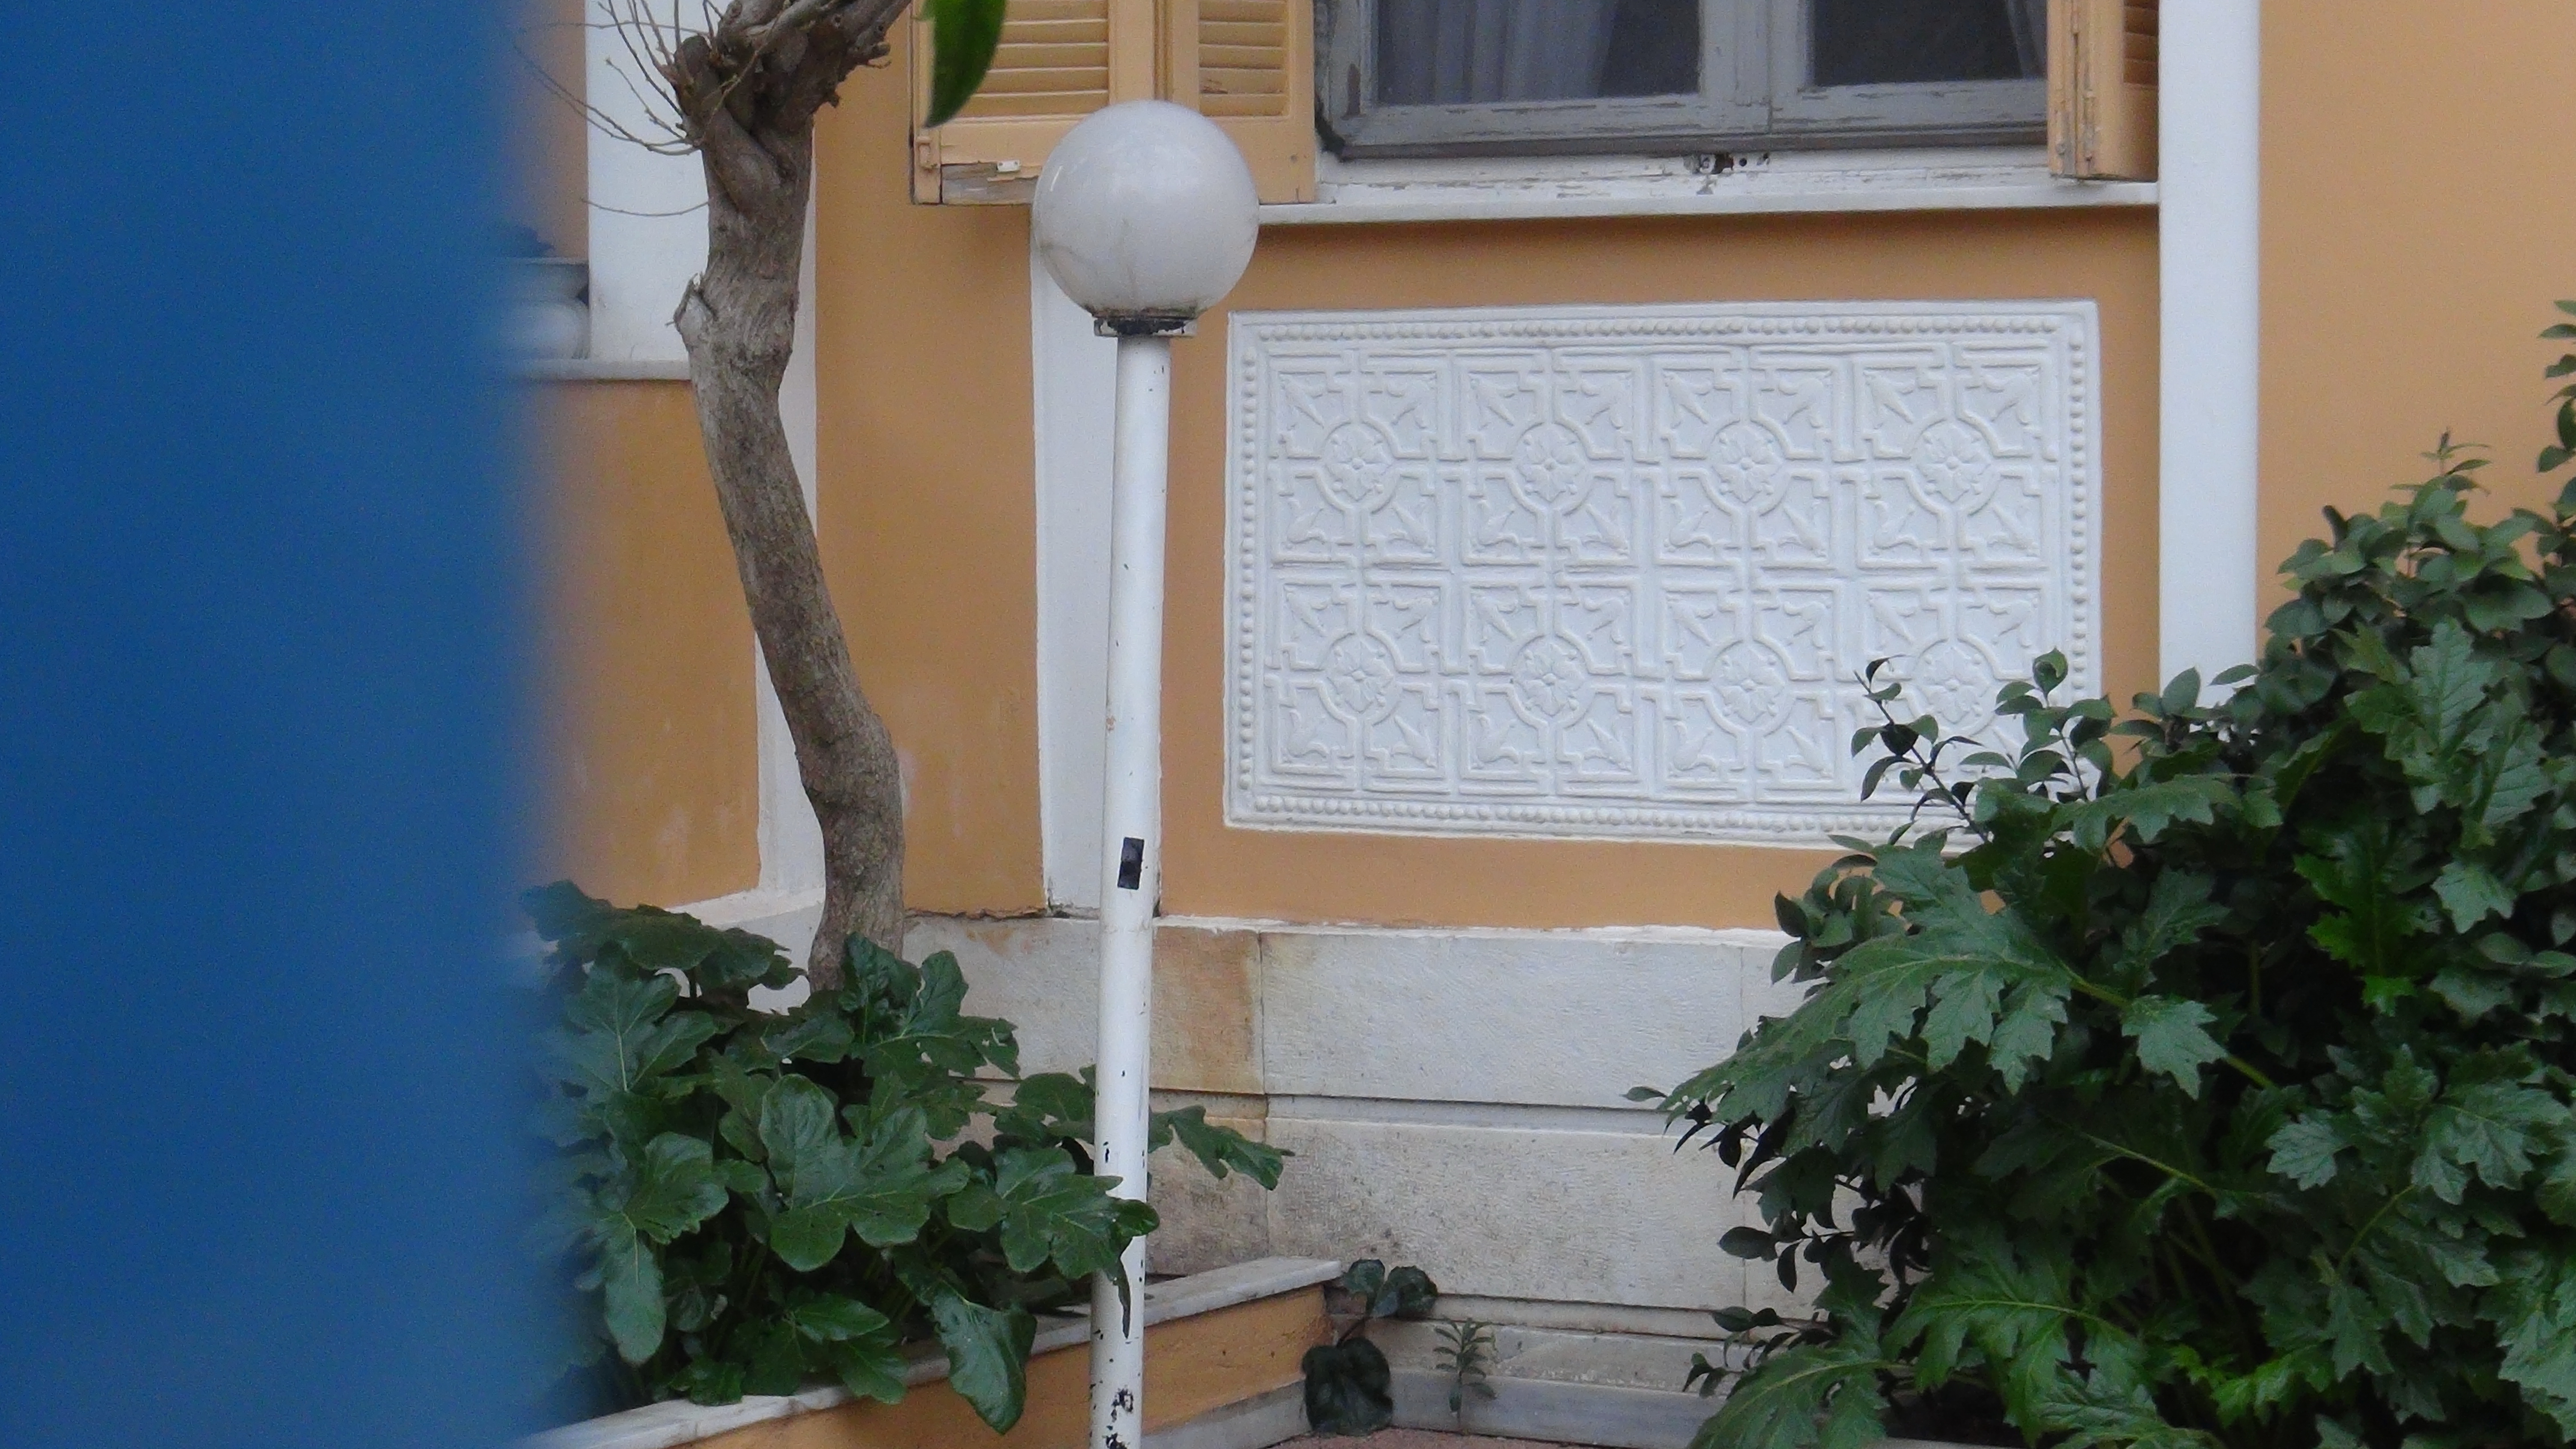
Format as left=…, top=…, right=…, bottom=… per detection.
left=816, top=83, right=1050, bottom=918
left=2260, top=0, right=2576, bottom=589
left=535, top=380, right=761, bottom=905
left=811, top=28, right=2161, bottom=930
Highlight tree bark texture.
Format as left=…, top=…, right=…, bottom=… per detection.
left=667, top=0, right=913, bottom=989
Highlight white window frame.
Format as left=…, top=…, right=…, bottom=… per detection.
left=1319, top=0, right=2046, bottom=158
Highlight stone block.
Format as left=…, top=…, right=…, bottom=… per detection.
left=908, top=916, right=1265, bottom=1096
left=1261, top=1115, right=1754, bottom=1313
left=1151, top=1109, right=1277, bottom=1277
left=1259, top=926, right=1772, bottom=1110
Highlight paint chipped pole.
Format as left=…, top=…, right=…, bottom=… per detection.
left=1030, top=101, right=1261, bottom=1449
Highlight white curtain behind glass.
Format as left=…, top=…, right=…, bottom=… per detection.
left=2007, top=0, right=2046, bottom=76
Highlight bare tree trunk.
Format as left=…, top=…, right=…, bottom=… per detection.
left=668, top=10, right=909, bottom=990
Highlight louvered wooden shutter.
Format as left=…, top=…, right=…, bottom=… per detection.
left=2048, top=0, right=2157, bottom=181
left=1162, top=0, right=1315, bottom=202
left=914, top=0, right=1312, bottom=204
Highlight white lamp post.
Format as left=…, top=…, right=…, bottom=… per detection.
left=1030, top=100, right=1260, bottom=1449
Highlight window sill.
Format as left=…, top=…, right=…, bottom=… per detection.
left=1258, top=145, right=2154, bottom=226
left=513, top=356, right=689, bottom=382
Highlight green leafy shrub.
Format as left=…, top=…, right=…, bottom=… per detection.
left=1303, top=1259, right=1438, bottom=1435
left=526, top=884, right=1284, bottom=1432
left=1644, top=327, right=2576, bottom=1449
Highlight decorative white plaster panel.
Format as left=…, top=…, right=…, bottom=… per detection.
left=1225, top=301, right=2102, bottom=845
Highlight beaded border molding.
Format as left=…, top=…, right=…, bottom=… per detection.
left=1223, top=300, right=2104, bottom=847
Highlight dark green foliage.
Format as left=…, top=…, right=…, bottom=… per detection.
left=1345, top=1258, right=1438, bottom=1319
left=922, top=0, right=1007, bottom=126
left=1303, top=1339, right=1396, bottom=1437
left=527, top=885, right=1285, bottom=1432
left=1302, top=1260, right=1440, bottom=1435
left=1644, top=327, right=2576, bottom=1449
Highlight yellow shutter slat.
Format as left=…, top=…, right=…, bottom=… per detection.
left=951, top=91, right=1113, bottom=118
left=2048, top=0, right=2158, bottom=182
left=999, top=0, right=1105, bottom=19
left=1201, top=45, right=1285, bottom=71
left=1202, top=75, right=1288, bottom=100
left=972, top=66, right=1113, bottom=94
left=999, top=20, right=1110, bottom=42
left=1199, top=21, right=1278, bottom=45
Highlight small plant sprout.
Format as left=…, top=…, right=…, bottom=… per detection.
left=1435, top=1318, right=1497, bottom=1427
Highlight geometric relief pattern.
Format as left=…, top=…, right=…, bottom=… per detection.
left=1225, top=301, right=2102, bottom=846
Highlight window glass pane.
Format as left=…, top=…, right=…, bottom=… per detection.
left=1600, top=0, right=1700, bottom=97
left=1376, top=0, right=1700, bottom=104
left=1809, top=0, right=2044, bottom=87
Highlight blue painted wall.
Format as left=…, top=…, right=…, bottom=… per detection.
left=0, top=4, right=537, bottom=1445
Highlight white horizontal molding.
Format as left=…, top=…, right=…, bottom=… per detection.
left=1262, top=146, right=2155, bottom=227
left=1225, top=300, right=2104, bottom=847
left=681, top=887, right=823, bottom=952
left=514, top=357, right=691, bottom=382
left=900, top=912, right=1794, bottom=1111
left=1263, top=1096, right=1669, bottom=1133
left=1388, top=1368, right=1710, bottom=1449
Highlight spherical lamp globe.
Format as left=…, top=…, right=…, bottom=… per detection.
left=1031, top=100, right=1261, bottom=331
